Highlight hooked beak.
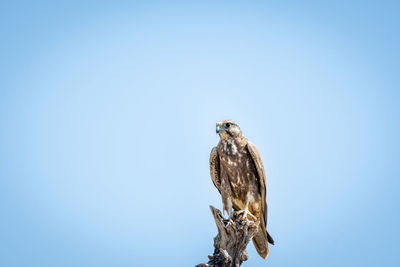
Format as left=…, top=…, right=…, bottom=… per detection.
left=216, top=124, right=224, bottom=134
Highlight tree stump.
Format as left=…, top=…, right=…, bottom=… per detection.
left=196, top=206, right=259, bottom=267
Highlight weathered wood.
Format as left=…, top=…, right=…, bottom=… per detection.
left=196, top=206, right=259, bottom=267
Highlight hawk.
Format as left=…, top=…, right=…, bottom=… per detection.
left=209, top=119, right=274, bottom=258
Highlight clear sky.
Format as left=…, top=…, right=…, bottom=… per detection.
left=1, top=1, right=399, bottom=266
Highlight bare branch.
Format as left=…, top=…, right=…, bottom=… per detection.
left=196, top=206, right=259, bottom=267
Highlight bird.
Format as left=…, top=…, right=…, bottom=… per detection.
left=209, top=119, right=274, bottom=258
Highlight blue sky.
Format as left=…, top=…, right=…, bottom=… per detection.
left=0, top=1, right=399, bottom=266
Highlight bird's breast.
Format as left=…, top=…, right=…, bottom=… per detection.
left=218, top=144, right=259, bottom=202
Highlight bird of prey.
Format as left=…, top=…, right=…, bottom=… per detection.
left=209, top=119, right=274, bottom=258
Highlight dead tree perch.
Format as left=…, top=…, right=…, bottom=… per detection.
left=196, top=206, right=259, bottom=267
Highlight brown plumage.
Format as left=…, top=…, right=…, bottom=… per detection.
left=209, top=119, right=274, bottom=259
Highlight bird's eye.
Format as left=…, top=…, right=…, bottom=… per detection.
left=225, top=122, right=231, bottom=128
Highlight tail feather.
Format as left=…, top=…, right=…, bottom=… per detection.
left=252, top=217, right=274, bottom=258
left=252, top=229, right=269, bottom=258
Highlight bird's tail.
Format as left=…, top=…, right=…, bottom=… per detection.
left=252, top=218, right=274, bottom=258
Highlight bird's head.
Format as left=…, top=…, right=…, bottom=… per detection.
left=216, top=119, right=242, bottom=139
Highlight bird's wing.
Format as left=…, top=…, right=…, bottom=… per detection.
left=247, top=142, right=267, bottom=225
left=209, top=147, right=221, bottom=193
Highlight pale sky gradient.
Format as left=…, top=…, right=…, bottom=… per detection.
left=1, top=1, right=399, bottom=267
